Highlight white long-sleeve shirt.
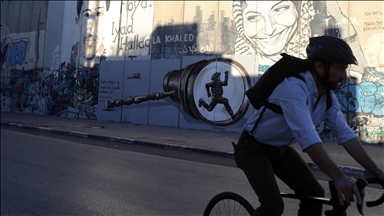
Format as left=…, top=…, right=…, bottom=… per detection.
left=244, top=71, right=357, bottom=151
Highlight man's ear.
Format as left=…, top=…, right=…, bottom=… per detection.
left=314, top=61, right=324, bottom=76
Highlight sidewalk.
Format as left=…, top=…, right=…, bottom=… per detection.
left=1, top=112, right=383, bottom=177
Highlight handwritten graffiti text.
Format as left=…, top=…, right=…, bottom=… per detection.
left=118, top=35, right=150, bottom=50
left=112, top=20, right=134, bottom=42
left=122, top=0, right=150, bottom=17
left=100, top=80, right=121, bottom=94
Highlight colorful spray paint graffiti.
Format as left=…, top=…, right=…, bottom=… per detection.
left=1, top=1, right=47, bottom=114
left=45, top=0, right=106, bottom=119
left=5, top=39, right=29, bottom=67
left=1, top=1, right=100, bottom=118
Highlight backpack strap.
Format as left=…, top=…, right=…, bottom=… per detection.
left=265, top=74, right=305, bottom=114
left=250, top=75, right=332, bottom=134
left=250, top=75, right=305, bottom=133
left=326, top=90, right=332, bottom=111
left=265, top=75, right=332, bottom=113
left=250, top=104, right=268, bottom=133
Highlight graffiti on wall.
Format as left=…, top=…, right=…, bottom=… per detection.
left=1, top=1, right=383, bottom=143
left=103, top=0, right=154, bottom=60
left=231, top=1, right=383, bottom=142
left=150, top=3, right=236, bottom=59
left=1, top=1, right=47, bottom=114
left=100, top=0, right=383, bottom=142
left=111, top=1, right=152, bottom=53
left=232, top=1, right=382, bottom=81
left=5, top=39, right=29, bottom=67
left=105, top=58, right=251, bottom=126
left=43, top=0, right=106, bottom=119
left=151, top=24, right=198, bottom=59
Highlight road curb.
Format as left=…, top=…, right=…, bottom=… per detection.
left=1, top=122, right=372, bottom=178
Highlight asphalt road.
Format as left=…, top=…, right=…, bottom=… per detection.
left=1, top=128, right=383, bottom=216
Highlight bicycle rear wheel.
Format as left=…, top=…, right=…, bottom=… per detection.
left=203, top=192, right=254, bottom=216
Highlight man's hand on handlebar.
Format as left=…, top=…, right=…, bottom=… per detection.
left=325, top=177, right=384, bottom=216
left=334, top=176, right=362, bottom=206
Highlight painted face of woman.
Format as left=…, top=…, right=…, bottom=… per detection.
left=81, top=2, right=105, bottom=61
left=242, top=1, right=298, bottom=56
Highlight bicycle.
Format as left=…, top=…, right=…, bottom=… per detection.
left=204, top=140, right=384, bottom=216
left=203, top=176, right=384, bottom=216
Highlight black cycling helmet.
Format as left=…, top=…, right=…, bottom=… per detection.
left=306, top=36, right=358, bottom=65
left=306, top=36, right=358, bottom=88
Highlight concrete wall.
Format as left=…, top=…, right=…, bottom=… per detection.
left=1, top=1, right=383, bottom=144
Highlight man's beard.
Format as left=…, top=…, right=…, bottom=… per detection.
left=325, top=78, right=343, bottom=91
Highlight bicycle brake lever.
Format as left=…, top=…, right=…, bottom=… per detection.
left=356, top=178, right=368, bottom=216
left=325, top=178, right=368, bottom=216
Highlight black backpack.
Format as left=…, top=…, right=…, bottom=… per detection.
left=245, top=53, right=332, bottom=132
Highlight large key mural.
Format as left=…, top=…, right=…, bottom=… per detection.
left=1, top=1, right=383, bottom=143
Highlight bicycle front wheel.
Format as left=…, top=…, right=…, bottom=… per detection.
left=203, top=192, right=255, bottom=216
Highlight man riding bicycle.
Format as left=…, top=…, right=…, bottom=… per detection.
left=234, top=36, right=384, bottom=216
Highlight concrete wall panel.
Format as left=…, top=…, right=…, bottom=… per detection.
left=1, top=1, right=9, bottom=26
left=18, top=1, right=34, bottom=32
left=121, top=59, right=151, bottom=125
left=97, top=60, right=124, bottom=122
left=4, top=1, right=20, bottom=33
left=44, top=1, right=65, bottom=69
left=148, top=59, right=181, bottom=127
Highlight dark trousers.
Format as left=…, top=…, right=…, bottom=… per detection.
left=234, top=131, right=325, bottom=216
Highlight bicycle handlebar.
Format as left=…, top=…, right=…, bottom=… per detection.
left=365, top=177, right=384, bottom=207
left=325, top=177, right=384, bottom=216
